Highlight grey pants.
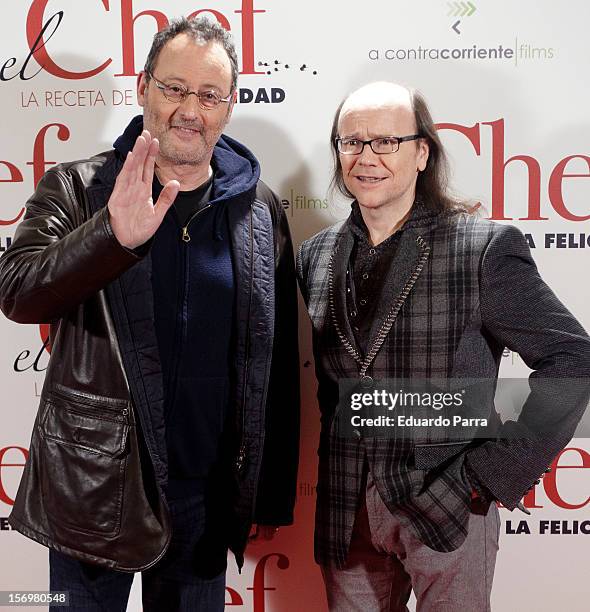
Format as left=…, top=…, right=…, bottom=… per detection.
left=321, top=471, right=500, bottom=612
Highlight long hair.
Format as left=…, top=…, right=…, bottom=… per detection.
left=329, top=87, right=470, bottom=213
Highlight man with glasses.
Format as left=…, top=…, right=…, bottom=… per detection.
left=0, top=17, right=299, bottom=611
left=297, top=81, right=590, bottom=610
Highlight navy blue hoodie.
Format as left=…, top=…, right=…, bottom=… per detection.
left=114, top=116, right=261, bottom=498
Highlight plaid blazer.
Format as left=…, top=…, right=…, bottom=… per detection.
left=297, top=208, right=590, bottom=568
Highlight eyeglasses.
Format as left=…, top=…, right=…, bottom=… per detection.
left=336, top=134, right=422, bottom=155
left=147, top=71, right=232, bottom=110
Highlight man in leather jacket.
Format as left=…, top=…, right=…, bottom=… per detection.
left=0, top=17, right=299, bottom=612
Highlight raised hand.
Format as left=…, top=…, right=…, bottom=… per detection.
left=108, top=130, right=180, bottom=250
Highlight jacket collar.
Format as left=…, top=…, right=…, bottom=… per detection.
left=349, top=199, right=440, bottom=241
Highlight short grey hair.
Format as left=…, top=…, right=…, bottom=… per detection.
left=143, top=16, right=238, bottom=93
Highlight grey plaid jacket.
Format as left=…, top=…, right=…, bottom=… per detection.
left=297, top=207, right=590, bottom=568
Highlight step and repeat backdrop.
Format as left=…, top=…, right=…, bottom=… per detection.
left=1, top=1, right=589, bottom=610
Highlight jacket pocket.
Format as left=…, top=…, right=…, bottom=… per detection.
left=39, top=390, right=130, bottom=537
left=414, top=441, right=471, bottom=470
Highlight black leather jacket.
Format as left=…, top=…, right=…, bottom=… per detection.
left=0, top=130, right=300, bottom=571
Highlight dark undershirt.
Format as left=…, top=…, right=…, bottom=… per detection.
left=346, top=203, right=402, bottom=355
left=153, top=174, right=214, bottom=227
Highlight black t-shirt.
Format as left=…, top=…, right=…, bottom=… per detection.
left=153, top=174, right=214, bottom=227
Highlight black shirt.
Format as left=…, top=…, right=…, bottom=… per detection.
left=153, top=174, right=214, bottom=227
left=345, top=200, right=441, bottom=355
left=346, top=203, right=402, bottom=354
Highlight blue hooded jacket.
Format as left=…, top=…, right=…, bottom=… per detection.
left=115, top=116, right=263, bottom=498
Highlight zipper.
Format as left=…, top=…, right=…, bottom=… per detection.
left=48, top=393, right=130, bottom=428
left=171, top=203, right=214, bottom=420
left=61, top=404, right=130, bottom=422
left=51, top=385, right=129, bottom=417
left=161, top=247, right=185, bottom=422
left=180, top=204, right=212, bottom=242
left=235, top=206, right=254, bottom=473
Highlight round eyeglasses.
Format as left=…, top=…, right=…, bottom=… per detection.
left=148, top=71, right=233, bottom=110
left=336, top=135, right=422, bottom=155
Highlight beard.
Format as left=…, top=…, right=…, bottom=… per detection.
left=156, top=128, right=213, bottom=166
left=142, top=102, right=228, bottom=167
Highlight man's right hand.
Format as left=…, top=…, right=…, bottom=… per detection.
left=108, top=129, right=180, bottom=250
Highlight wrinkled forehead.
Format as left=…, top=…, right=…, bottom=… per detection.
left=338, top=102, right=416, bottom=136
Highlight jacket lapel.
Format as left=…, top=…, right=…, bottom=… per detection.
left=328, top=222, right=363, bottom=365
left=365, top=228, right=427, bottom=353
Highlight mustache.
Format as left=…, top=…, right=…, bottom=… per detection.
left=170, top=123, right=204, bottom=132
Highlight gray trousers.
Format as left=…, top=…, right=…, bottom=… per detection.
left=321, top=471, right=500, bottom=612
